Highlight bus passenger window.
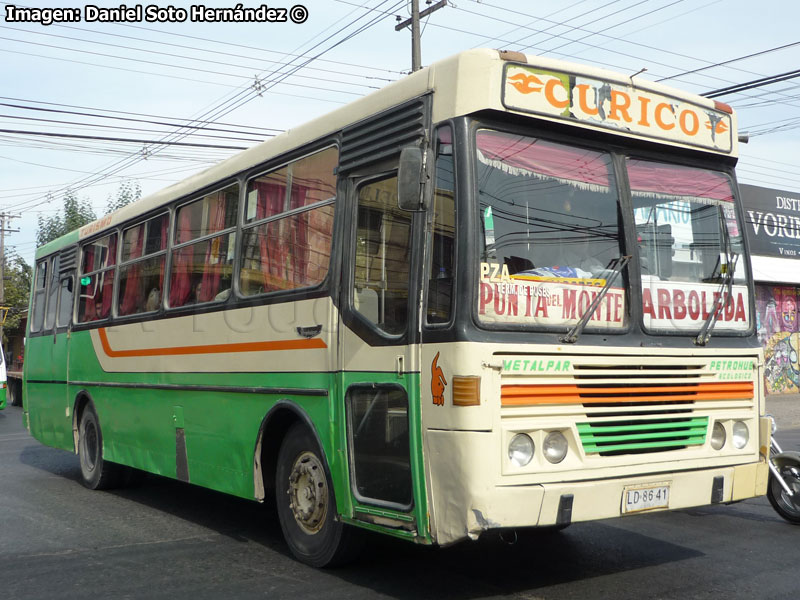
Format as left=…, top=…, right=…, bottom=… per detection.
left=119, top=213, right=169, bottom=316
left=77, top=232, right=117, bottom=323
left=239, top=147, right=337, bottom=296
left=170, top=185, right=239, bottom=308
left=353, top=175, right=411, bottom=336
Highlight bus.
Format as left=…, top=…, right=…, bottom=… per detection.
left=24, top=49, right=769, bottom=567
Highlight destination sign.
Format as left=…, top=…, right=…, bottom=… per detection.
left=502, top=64, right=733, bottom=154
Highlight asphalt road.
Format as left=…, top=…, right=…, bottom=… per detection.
left=2, top=403, right=800, bottom=600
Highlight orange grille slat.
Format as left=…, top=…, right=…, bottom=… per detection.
left=501, top=381, right=754, bottom=406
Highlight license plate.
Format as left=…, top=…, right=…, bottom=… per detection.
left=622, top=483, right=670, bottom=514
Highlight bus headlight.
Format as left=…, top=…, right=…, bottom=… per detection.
left=711, top=421, right=726, bottom=450
left=508, top=433, right=534, bottom=467
left=543, top=431, right=568, bottom=464
left=732, top=421, right=749, bottom=449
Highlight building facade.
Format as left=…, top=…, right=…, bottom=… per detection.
left=741, top=183, right=800, bottom=395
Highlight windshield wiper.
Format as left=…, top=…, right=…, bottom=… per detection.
left=694, top=252, right=739, bottom=346
left=560, top=255, right=631, bottom=344
left=694, top=210, right=738, bottom=346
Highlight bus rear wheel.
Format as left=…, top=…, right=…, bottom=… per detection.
left=275, top=423, right=362, bottom=567
left=78, top=403, right=123, bottom=490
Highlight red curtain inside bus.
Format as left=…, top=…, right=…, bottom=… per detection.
left=626, top=159, right=734, bottom=201
left=251, top=181, right=287, bottom=290
left=170, top=209, right=194, bottom=307
left=476, top=130, right=612, bottom=187
left=101, top=235, right=116, bottom=318
left=289, top=186, right=308, bottom=285
left=199, top=195, right=227, bottom=302
left=120, top=227, right=144, bottom=315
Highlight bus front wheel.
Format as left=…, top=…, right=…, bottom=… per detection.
left=78, top=403, right=123, bottom=490
left=275, top=423, right=362, bottom=567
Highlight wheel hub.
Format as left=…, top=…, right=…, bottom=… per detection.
left=286, top=451, right=327, bottom=534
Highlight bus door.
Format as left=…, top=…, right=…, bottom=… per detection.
left=338, top=169, right=424, bottom=523
left=28, top=251, right=75, bottom=449
left=54, top=247, right=77, bottom=424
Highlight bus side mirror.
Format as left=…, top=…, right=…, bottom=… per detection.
left=397, top=146, right=433, bottom=211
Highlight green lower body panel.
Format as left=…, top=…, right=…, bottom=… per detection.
left=24, top=366, right=430, bottom=544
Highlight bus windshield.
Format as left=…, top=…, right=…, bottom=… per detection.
left=475, top=128, right=751, bottom=335
left=476, top=129, right=626, bottom=331
left=630, top=158, right=750, bottom=334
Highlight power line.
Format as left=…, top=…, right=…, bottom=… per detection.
left=0, top=22, right=397, bottom=83
left=0, top=98, right=283, bottom=134
left=0, top=34, right=371, bottom=96
left=457, top=0, right=800, bottom=101
left=0, top=128, right=250, bottom=149
left=657, top=40, right=800, bottom=83
left=0, top=113, right=266, bottom=143
left=3, top=0, right=403, bottom=215
left=704, top=68, right=800, bottom=98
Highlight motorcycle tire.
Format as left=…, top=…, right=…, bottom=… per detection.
left=767, top=457, right=800, bottom=525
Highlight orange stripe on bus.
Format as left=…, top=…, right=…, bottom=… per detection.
left=501, top=381, right=754, bottom=406
left=97, top=327, right=327, bottom=358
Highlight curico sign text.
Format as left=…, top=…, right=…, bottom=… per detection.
left=503, top=64, right=733, bottom=154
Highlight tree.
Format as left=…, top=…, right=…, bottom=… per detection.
left=105, top=179, right=141, bottom=215
left=36, top=189, right=96, bottom=247
left=2, top=254, right=32, bottom=346
left=35, top=180, right=142, bottom=247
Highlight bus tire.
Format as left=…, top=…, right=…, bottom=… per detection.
left=78, top=403, right=123, bottom=490
left=275, top=423, right=362, bottom=567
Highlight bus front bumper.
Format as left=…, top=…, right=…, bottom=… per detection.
left=426, top=431, right=769, bottom=546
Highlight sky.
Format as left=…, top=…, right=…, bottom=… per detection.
left=1, top=0, right=799, bottom=267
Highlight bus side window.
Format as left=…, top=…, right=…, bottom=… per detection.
left=57, top=276, right=74, bottom=329
left=43, top=255, right=61, bottom=332
left=30, top=259, right=47, bottom=333
left=426, top=126, right=455, bottom=325
left=239, top=147, right=337, bottom=297
left=119, top=213, right=169, bottom=316
left=77, top=232, right=117, bottom=323
left=169, top=188, right=238, bottom=308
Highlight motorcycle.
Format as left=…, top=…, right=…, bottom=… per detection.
left=767, top=415, right=800, bottom=524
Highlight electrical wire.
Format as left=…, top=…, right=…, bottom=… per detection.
left=3, top=0, right=405, bottom=215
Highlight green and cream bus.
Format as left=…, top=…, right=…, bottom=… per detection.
left=24, top=49, right=769, bottom=566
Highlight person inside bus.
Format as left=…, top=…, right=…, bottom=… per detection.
left=92, top=296, right=105, bottom=320
left=145, top=287, right=161, bottom=312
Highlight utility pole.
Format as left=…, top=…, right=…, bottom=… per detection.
left=0, top=212, right=21, bottom=344
left=395, top=0, right=447, bottom=72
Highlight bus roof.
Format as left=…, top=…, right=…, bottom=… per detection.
left=37, top=48, right=736, bottom=258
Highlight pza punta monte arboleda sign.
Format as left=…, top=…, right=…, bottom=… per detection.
left=479, top=263, right=749, bottom=332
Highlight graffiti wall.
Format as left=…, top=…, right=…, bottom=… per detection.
left=756, top=285, right=800, bottom=394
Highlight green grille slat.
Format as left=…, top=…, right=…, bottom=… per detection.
left=577, top=417, right=708, bottom=434
left=578, top=417, right=708, bottom=455
left=578, top=427, right=707, bottom=444
left=581, top=437, right=707, bottom=453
